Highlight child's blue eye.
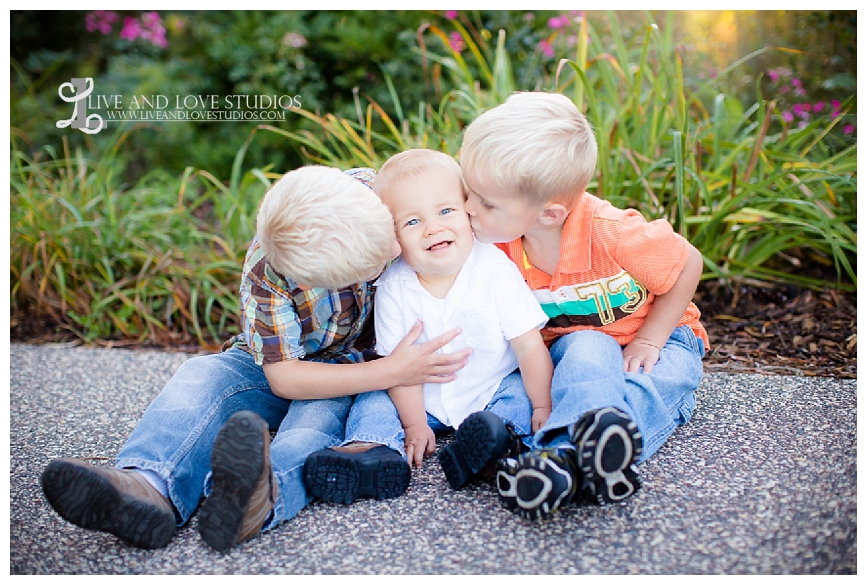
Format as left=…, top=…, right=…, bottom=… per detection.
left=440, top=208, right=453, bottom=215
left=405, top=218, right=419, bottom=227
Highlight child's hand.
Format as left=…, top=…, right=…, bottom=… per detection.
left=531, top=405, right=551, bottom=433
left=622, top=339, right=661, bottom=374
left=388, top=321, right=472, bottom=387
left=404, top=423, right=436, bottom=468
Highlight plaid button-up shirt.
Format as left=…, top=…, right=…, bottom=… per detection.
left=223, top=168, right=379, bottom=365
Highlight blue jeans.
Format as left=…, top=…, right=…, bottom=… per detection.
left=533, top=325, right=706, bottom=462
left=115, top=347, right=395, bottom=532
left=351, top=371, right=535, bottom=448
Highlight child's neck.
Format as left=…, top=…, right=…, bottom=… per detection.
left=521, top=223, right=564, bottom=277
left=416, top=271, right=460, bottom=299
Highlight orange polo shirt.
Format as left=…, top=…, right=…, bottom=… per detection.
left=496, top=193, right=709, bottom=350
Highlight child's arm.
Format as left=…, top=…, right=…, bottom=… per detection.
left=388, top=384, right=436, bottom=468
left=623, top=244, right=703, bottom=374
left=263, top=321, right=471, bottom=399
left=509, top=328, right=554, bottom=432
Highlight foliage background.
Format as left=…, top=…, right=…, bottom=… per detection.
left=9, top=10, right=857, bottom=349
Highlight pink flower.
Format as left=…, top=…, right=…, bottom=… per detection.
left=120, top=17, right=142, bottom=40
left=448, top=31, right=464, bottom=53
left=813, top=102, right=825, bottom=112
left=548, top=16, right=569, bottom=29
left=831, top=108, right=841, bottom=118
left=768, top=69, right=780, bottom=83
left=843, top=125, right=854, bottom=135
left=791, top=78, right=802, bottom=87
left=538, top=39, right=555, bottom=57
left=523, top=12, right=535, bottom=22
left=792, top=104, right=803, bottom=115
left=831, top=100, right=841, bottom=109
left=85, top=10, right=117, bottom=35
left=780, top=85, right=790, bottom=94
left=793, top=86, right=807, bottom=97
left=444, top=10, right=458, bottom=20
left=798, top=109, right=811, bottom=120
left=781, top=111, right=794, bottom=123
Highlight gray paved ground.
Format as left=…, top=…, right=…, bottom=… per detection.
left=8, top=342, right=857, bottom=574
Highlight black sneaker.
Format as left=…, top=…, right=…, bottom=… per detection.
left=438, top=411, right=529, bottom=490
left=303, top=443, right=410, bottom=504
left=569, top=407, right=643, bottom=505
left=496, top=447, right=580, bottom=521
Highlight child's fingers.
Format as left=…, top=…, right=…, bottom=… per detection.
left=413, top=446, right=425, bottom=468
left=423, top=327, right=462, bottom=351
left=405, top=444, right=416, bottom=467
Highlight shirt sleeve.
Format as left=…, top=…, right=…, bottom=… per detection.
left=612, top=209, right=690, bottom=296
left=489, top=255, right=549, bottom=341
left=373, top=279, right=409, bottom=357
left=238, top=243, right=305, bottom=366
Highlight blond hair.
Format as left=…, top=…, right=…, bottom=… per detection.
left=373, top=149, right=462, bottom=203
left=257, top=166, right=395, bottom=289
left=460, top=91, right=598, bottom=207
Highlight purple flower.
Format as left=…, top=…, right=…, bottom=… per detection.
left=792, top=104, right=803, bottom=115
left=793, top=86, right=807, bottom=97
left=120, top=17, right=142, bottom=40
left=843, top=125, right=854, bottom=135
left=538, top=39, right=555, bottom=57
left=831, top=100, right=841, bottom=110
left=768, top=69, right=780, bottom=83
left=548, top=15, right=569, bottom=29
left=444, top=10, right=458, bottom=20
left=791, top=78, right=802, bottom=87
left=813, top=102, right=825, bottom=112
left=781, top=111, right=794, bottom=123
left=798, top=109, right=811, bottom=120
left=448, top=31, right=464, bottom=53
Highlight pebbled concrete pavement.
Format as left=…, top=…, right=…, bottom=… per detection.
left=8, top=343, right=857, bottom=574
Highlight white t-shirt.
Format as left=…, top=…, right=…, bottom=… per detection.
left=374, top=240, right=548, bottom=428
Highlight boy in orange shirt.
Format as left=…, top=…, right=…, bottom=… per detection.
left=460, top=92, right=709, bottom=520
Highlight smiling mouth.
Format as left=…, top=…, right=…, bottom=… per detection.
left=427, top=240, right=453, bottom=252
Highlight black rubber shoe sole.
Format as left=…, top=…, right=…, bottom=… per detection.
left=198, top=411, right=267, bottom=552
left=438, top=411, right=510, bottom=490
left=40, top=459, right=176, bottom=549
left=571, top=407, right=643, bottom=505
left=303, top=445, right=410, bottom=504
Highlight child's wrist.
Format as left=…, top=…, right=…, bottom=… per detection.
left=631, top=337, right=662, bottom=350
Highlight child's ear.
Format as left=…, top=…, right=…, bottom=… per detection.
left=538, top=203, right=569, bottom=227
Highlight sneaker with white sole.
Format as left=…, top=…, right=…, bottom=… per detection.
left=496, top=447, right=580, bottom=521
left=569, top=406, right=643, bottom=505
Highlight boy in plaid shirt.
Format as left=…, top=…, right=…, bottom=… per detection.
left=40, top=166, right=470, bottom=551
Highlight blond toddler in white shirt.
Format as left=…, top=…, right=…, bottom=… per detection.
left=372, top=149, right=554, bottom=490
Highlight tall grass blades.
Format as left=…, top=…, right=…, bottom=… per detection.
left=10, top=130, right=268, bottom=348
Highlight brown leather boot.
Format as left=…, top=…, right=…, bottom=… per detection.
left=40, top=458, right=176, bottom=549
left=198, top=411, right=278, bottom=552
